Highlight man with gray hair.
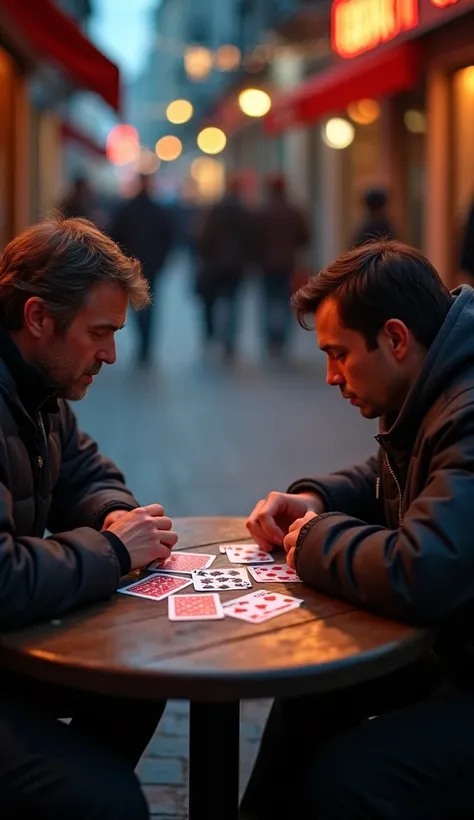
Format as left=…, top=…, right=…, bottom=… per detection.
left=0, top=216, right=176, bottom=819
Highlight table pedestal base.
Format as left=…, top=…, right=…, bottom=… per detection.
left=189, top=700, right=240, bottom=820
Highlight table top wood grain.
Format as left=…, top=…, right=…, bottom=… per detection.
left=0, top=518, right=434, bottom=701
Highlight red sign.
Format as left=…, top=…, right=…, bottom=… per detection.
left=332, top=0, right=462, bottom=57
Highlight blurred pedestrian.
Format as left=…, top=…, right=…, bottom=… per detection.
left=60, top=174, right=94, bottom=221
left=352, top=187, right=396, bottom=247
left=195, top=176, right=254, bottom=362
left=256, top=175, right=310, bottom=358
left=109, top=174, right=174, bottom=366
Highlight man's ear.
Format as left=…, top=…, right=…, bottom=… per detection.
left=383, top=319, right=410, bottom=360
left=23, top=297, right=55, bottom=339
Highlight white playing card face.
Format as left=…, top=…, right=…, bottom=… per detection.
left=118, top=574, right=192, bottom=602
left=225, top=544, right=274, bottom=564
left=192, top=567, right=252, bottom=592
left=247, top=563, right=302, bottom=583
left=219, top=545, right=228, bottom=554
left=168, top=593, right=224, bottom=621
left=147, top=552, right=215, bottom=575
left=223, top=589, right=303, bottom=623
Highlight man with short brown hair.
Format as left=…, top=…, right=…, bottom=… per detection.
left=0, top=216, right=175, bottom=819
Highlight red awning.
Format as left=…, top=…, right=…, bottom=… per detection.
left=265, top=41, right=421, bottom=135
left=1, top=0, right=120, bottom=112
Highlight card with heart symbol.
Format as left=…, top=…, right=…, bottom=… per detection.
left=222, top=588, right=303, bottom=623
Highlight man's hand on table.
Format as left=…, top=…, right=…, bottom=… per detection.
left=283, top=510, right=319, bottom=569
left=246, top=490, right=324, bottom=552
left=107, top=504, right=178, bottom=571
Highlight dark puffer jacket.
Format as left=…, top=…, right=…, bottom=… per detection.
left=289, top=286, right=474, bottom=676
left=0, top=339, right=138, bottom=630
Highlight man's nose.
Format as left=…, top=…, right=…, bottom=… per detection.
left=98, top=340, right=116, bottom=366
left=326, top=363, right=345, bottom=386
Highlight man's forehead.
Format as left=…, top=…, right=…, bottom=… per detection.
left=79, top=283, right=128, bottom=325
left=315, top=298, right=342, bottom=338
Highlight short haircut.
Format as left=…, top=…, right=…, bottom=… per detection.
left=0, top=214, right=150, bottom=331
left=291, top=240, right=452, bottom=350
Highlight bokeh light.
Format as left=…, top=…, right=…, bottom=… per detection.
left=197, top=127, right=227, bottom=155
left=155, top=135, right=183, bottom=161
left=347, top=98, right=380, bottom=125
left=106, top=124, right=139, bottom=166
left=190, top=156, right=225, bottom=199
left=135, top=147, right=160, bottom=175
left=322, top=118, right=355, bottom=150
left=238, top=88, right=271, bottom=118
left=215, top=45, right=241, bottom=72
left=404, top=109, right=427, bottom=134
left=184, top=46, right=213, bottom=81
left=166, top=99, right=194, bottom=125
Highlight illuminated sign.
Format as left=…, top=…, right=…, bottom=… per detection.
left=332, top=0, right=461, bottom=57
left=332, top=0, right=419, bottom=57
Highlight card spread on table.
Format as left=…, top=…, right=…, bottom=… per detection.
left=223, top=589, right=303, bottom=623
left=247, top=564, right=302, bottom=583
left=118, top=574, right=192, bottom=601
left=219, top=544, right=229, bottom=554
left=168, top=593, right=224, bottom=621
left=148, top=552, right=215, bottom=575
left=192, top=567, right=252, bottom=592
left=225, top=544, right=274, bottom=565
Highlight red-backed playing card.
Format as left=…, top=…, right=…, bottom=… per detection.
left=168, top=593, right=224, bottom=621
left=247, top=564, right=302, bottom=583
left=118, top=574, right=192, bottom=601
left=148, top=552, right=215, bottom=575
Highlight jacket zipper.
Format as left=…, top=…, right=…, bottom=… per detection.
left=375, top=435, right=403, bottom=525
left=36, top=410, right=48, bottom=471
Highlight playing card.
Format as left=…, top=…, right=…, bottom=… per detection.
left=225, top=544, right=274, bottom=564
left=168, top=593, right=224, bottom=621
left=148, top=552, right=215, bottom=575
left=192, top=567, right=252, bottom=592
left=223, top=589, right=303, bottom=623
left=118, top=574, right=192, bottom=601
left=247, top=564, right=302, bottom=583
left=219, top=545, right=228, bottom=554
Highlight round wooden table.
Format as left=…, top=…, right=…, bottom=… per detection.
left=0, top=517, right=434, bottom=820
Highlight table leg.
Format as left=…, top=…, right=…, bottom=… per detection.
left=189, top=700, right=240, bottom=820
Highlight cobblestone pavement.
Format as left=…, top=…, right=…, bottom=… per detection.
left=75, top=252, right=377, bottom=818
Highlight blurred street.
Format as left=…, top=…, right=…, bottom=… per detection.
left=75, top=251, right=376, bottom=819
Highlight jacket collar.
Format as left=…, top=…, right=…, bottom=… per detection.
left=0, top=327, right=58, bottom=416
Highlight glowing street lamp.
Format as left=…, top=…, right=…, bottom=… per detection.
left=155, top=135, right=183, bottom=161
left=238, top=88, right=271, bottom=118
left=197, top=127, right=227, bottom=155
left=166, top=99, right=194, bottom=125
left=322, top=118, right=355, bottom=150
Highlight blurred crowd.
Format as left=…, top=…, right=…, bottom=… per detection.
left=58, top=169, right=474, bottom=369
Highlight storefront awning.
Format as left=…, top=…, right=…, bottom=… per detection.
left=265, top=41, right=421, bottom=135
left=1, top=0, right=120, bottom=112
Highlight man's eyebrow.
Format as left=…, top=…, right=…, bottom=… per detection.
left=90, top=322, right=126, bottom=332
left=319, top=343, right=344, bottom=353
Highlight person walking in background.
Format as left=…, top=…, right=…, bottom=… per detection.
left=195, top=176, right=254, bottom=362
left=60, top=174, right=95, bottom=221
left=255, top=175, right=310, bottom=359
left=110, top=174, right=174, bottom=366
left=352, top=187, right=396, bottom=247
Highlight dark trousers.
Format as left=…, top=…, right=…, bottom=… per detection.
left=0, top=674, right=165, bottom=819
left=240, top=657, right=474, bottom=820
left=135, top=273, right=158, bottom=364
left=200, top=271, right=242, bottom=357
left=261, top=270, right=293, bottom=354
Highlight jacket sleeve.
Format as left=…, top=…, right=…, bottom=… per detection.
left=287, top=453, right=383, bottom=525
left=294, top=406, right=474, bottom=626
left=47, top=402, right=138, bottom=534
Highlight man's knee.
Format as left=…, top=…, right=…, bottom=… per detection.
left=306, top=727, right=390, bottom=820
